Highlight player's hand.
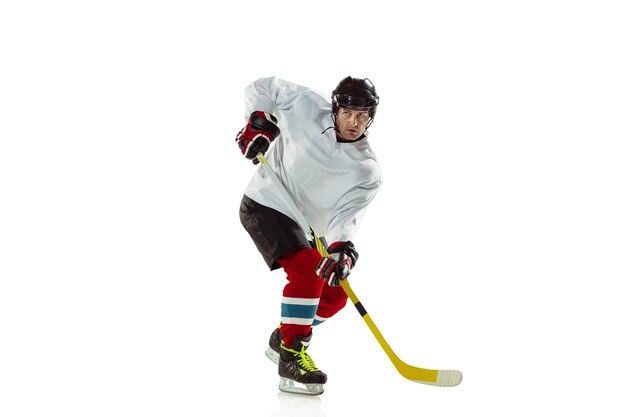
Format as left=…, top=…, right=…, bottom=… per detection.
left=315, top=241, right=359, bottom=286
left=236, top=111, right=280, bottom=164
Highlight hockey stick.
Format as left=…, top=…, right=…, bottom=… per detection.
left=256, top=154, right=462, bottom=387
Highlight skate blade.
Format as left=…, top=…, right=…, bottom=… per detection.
left=265, top=348, right=279, bottom=365
left=278, top=377, right=324, bottom=396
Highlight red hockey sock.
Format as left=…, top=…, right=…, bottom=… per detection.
left=276, top=248, right=324, bottom=347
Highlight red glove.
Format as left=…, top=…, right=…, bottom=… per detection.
left=315, top=241, right=359, bottom=286
left=236, top=111, right=280, bottom=164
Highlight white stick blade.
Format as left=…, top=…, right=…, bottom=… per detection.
left=434, top=370, right=463, bottom=387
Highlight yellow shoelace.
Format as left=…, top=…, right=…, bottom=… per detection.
left=282, top=344, right=320, bottom=372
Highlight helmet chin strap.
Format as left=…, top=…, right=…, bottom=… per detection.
left=321, top=112, right=339, bottom=134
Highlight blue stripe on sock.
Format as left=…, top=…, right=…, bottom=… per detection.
left=281, top=303, right=318, bottom=320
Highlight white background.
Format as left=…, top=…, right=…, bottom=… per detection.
left=2, top=1, right=625, bottom=416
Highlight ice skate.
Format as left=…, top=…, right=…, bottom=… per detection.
left=277, top=332, right=327, bottom=395
left=264, top=327, right=282, bottom=365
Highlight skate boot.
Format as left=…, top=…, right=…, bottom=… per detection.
left=264, top=327, right=282, bottom=365
left=277, top=332, right=327, bottom=395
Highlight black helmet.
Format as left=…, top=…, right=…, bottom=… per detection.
left=331, top=76, right=380, bottom=119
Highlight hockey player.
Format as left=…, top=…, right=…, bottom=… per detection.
left=236, top=76, right=382, bottom=395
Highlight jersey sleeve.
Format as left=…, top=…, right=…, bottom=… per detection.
left=243, top=76, right=308, bottom=118
left=326, top=166, right=382, bottom=243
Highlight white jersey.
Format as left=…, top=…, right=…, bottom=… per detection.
left=243, top=77, right=382, bottom=244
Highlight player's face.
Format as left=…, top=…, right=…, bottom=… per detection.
left=335, top=108, right=370, bottom=141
